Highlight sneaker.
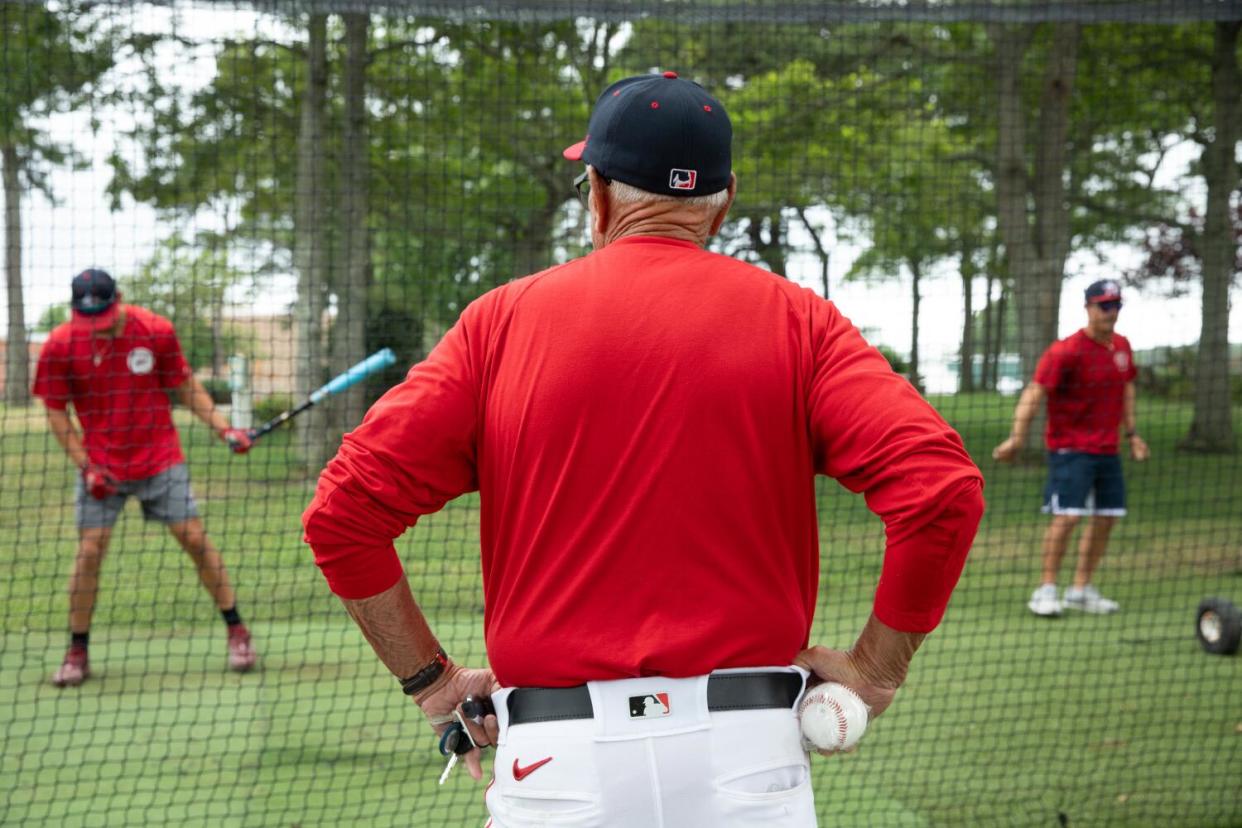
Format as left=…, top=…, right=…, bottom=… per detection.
left=52, top=645, right=90, bottom=688
left=227, top=625, right=258, bottom=672
left=1063, top=585, right=1119, bottom=614
left=1027, top=584, right=1063, bottom=617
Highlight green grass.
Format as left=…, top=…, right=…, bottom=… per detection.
left=1, top=397, right=1240, bottom=826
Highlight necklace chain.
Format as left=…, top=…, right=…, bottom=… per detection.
left=91, top=333, right=113, bottom=367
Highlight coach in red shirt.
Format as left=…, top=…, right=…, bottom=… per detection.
left=304, top=72, right=983, bottom=826
left=993, top=280, right=1150, bottom=617
left=33, top=269, right=258, bottom=687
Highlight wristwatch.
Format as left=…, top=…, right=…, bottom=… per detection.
left=399, top=646, right=449, bottom=695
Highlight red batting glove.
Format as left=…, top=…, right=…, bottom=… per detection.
left=221, top=428, right=253, bottom=454
left=82, top=464, right=119, bottom=500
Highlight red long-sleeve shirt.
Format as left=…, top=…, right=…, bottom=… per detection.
left=303, top=236, right=984, bottom=687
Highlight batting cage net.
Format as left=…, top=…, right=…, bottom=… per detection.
left=1, top=0, right=1240, bottom=825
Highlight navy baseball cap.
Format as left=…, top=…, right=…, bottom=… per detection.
left=563, top=71, right=732, bottom=197
left=1085, top=279, right=1122, bottom=304
left=70, top=268, right=120, bottom=331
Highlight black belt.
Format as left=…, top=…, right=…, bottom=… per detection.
left=507, top=671, right=803, bottom=726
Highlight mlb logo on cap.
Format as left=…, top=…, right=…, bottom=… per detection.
left=669, top=169, right=697, bottom=191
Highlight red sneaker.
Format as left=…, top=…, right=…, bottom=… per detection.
left=227, top=625, right=257, bottom=672
left=52, top=645, right=90, bottom=688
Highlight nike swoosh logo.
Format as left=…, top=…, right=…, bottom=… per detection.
left=512, top=756, right=553, bottom=781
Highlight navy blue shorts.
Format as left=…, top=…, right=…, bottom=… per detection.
left=1042, top=451, right=1126, bottom=516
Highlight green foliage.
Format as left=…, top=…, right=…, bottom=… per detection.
left=110, top=18, right=607, bottom=334
left=0, top=3, right=117, bottom=192
left=873, top=343, right=910, bottom=374
left=1136, top=345, right=1242, bottom=404
left=118, top=235, right=251, bottom=371
left=253, top=393, right=294, bottom=425
left=33, top=303, right=68, bottom=332
left=199, top=377, right=232, bottom=405
left=363, top=298, right=423, bottom=403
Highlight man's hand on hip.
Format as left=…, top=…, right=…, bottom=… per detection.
left=795, top=613, right=926, bottom=722
left=794, top=645, right=898, bottom=721
left=414, top=663, right=501, bottom=781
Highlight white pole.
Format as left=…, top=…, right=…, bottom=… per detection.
left=229, top=354, right=253, bottom=429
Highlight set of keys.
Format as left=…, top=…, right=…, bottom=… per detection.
left=437, top=694, right=496, bottom=785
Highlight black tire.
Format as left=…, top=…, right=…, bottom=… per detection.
left=1195, top=598, right=1242, bottom=656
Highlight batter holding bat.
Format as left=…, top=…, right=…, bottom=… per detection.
left=303, top=71, right=984, bottom=826
left=33, top=268, right=258, bottom=687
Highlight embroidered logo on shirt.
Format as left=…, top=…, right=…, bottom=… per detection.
left=1113, top=351, right=1130, bottom=372
left=628, top=693, right=671, bottom=718
left=127, top=347, right=155, bottom=375
left=513, top=756, right=553, bottom=781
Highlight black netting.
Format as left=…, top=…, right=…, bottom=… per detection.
left=1, top=1, right=1239, bottom=826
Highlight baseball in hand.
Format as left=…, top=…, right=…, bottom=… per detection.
left=797, top=682, right=869, bottom=752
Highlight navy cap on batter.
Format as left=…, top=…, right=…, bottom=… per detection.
left=70, top=268, right=120, bottom=331
left=1084, top=279, right=1122, bottom=304
left=563, top=71, right=732, bottom=197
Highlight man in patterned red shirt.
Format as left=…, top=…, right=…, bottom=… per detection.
left=993, top=279, right=1150, bottom=616
left=33, top=268, right=259, bottom=687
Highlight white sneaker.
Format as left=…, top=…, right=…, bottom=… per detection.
left=1063, top=585, right=1119, bottom=614
left=1027, top=584, right=1062, bottom=617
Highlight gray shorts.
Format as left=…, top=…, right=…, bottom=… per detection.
left=75, top=462, right=200, bottom=530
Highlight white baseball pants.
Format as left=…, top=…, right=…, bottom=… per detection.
left=483, top=667, right=816, bottom=828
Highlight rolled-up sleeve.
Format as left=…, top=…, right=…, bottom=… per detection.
left=807, top=299, right=985, bottom=633
left=302, top=309, right=482, bottom=599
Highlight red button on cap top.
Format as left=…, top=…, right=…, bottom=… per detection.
left=663, top=71, right=678, bottom=79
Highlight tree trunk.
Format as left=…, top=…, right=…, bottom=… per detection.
left=990, top=23, right=1079, bottom=381
left=908, top=260, right=923, bottom=394
left=211, top=290, right=225, bottom=382
left=3, top=144, right=30, bottom=406
left=990, top=278, right=1009, bottom=392
left=331, top=12, right=371, bottom=435
left=511, top=198, right=558, bottom=280
left=796, top=208, right=831, bottom=299
left=959, top=244, right=976, bottom=393
left=745, top=212, right=788, bottom=277
left=294, top=15, right=331, bottom=473
left=989, top=23, right=1079, bottom=458
left=1182, top=21, right=1239, bottom=453
left=981, top=268, right=995, bottom=389
left=1029, top=22, right=1078, bottom=353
